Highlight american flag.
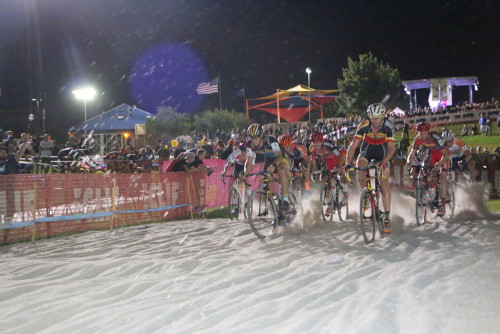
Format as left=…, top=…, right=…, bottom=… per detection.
left=196, top=78, right=219, bottom=95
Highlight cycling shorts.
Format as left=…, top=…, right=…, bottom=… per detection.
left=233, top=163, right=244, bottom=177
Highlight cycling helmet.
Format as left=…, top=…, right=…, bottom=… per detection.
left=442, top=130, right=454, bottom=141
left=367, top=103, right=386, bottom=118
left=279, top=134, right=293, bottom=147
left=310, top=132, right=324, bottom=143
left=322, top=139, right=336, bottom=150
left=416, top=122, right=431, bottom=132
left=238, top=141, right=247, bottom=151
left=247, top=123, right=263, bottom=137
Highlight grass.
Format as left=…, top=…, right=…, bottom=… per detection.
left=487, top=198, right=500, bottom=213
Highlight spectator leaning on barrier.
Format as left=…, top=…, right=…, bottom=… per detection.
left=170, top=152, right=196, bottom=172
left=0, top=140, right=27, bottom=174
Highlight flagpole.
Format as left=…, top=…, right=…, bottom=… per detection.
left=218, top=76, right=222, bottom=110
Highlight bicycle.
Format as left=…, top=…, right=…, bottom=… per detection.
left=346, top=161, right=385, bottom=244
left=290, top=167, right=306, bottom=201
left=319, top=169, right=349, bottom=222
left=222, top=173, right=250, bottom=220
left=246, top=170, right=298, bottom=239
left=414, top=164, right=455, bottom=225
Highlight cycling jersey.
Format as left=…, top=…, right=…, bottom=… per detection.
left=412, top=132, right=447, bottom=166
left=246, top=136, right=281, bottom=164
left=226, top=149, right=246, bottom=165
left=447, top=139, right=467, bottom=159
left=226, top=148, right=246, bottom=177
left=323, top=150, right=340, bottom=175
left=354, top=118, right=395, bottom=162
left=447, top=139, right=469, bottom=170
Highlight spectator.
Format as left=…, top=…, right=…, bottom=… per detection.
left=479, top=113, right=488, bottom=135
left=214, top=140, right=225, bottom=158
left=399, top=133, right=410, bottom=158
left=191, top=149, right=213, bottom=176
left=173, top=142, right=185, bottom=158
left=0, top=140, right=27, bottom=174
left=491, top=147, right=500, bottom=163
left=469, top=124, right=478, bottom=135
left=219, top=140, right=234, bottom=160
left=157, top=144, right=170, bottom=162
left=170, top=152, right=196, bottom=172
left=39, top=134, right=55, bottom=164
left=17, top=133, right=37, bottom=159
left=497, top=114, right=500, bottom=135
left=460, top=124, right=468, bottom=137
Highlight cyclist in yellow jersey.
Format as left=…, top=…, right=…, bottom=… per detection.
left=345, top=103, right=396, bottom=233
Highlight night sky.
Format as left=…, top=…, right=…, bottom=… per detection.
left=1, top=0, right=500, bottom=137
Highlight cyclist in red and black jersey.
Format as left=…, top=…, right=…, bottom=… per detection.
left=345, top=103, right=395, bottom=233
left=279, top=134, right=312, bottom=195
left=407, top=122, right=450, bottom=217
left=308, top=132, right=324, bottom=172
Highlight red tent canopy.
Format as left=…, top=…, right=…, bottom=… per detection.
left=246, top=84, right=339, bottom=123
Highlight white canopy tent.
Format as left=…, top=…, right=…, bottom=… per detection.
left=403, top=76, right=478, bottom=110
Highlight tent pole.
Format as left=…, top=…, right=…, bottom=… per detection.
left=321, top=105, right=323, bottom=119
left=276, top=89, right=280, bottom=124
left=246, top=99, right=249, bottom=118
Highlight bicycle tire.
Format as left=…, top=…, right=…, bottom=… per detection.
left=359, top=189, right=376, bottom=244
left=246, top=190, right=278, bottom=239
left=337, top=183, right=349, bottom=222
left=445, top=181, right=455, bottom=218
left=320, top=185, right=334, bottom=222
left=415, top=185, right=429, bottom=226
left=228, top=187, right=240, bottom=220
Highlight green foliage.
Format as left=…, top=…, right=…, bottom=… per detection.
left=337, top=53, right=408, bottom=117
left=145, top=108, right=252, bottom=140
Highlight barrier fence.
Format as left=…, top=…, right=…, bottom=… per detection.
left=1, top=159, right=499, bottom=244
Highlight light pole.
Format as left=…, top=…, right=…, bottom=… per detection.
left=72, top=87, right=96, bottom=121
left=306, top=67, right=311, bottom=122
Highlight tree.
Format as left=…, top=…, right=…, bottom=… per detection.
left=337, top=53, right=408, bottom=116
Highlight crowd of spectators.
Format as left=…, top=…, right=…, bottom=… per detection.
left=3, top=97, right=500, bottom=175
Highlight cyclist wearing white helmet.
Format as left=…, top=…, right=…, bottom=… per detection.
left=244, top=123, right=291, bottom=210
left=345, top=103, right=395, bottom=233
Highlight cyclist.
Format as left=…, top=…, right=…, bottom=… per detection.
left=244, top=123, right=290, bottom=210
left=222, top=142, right=250, bottom=215
left=407, top=122, right=450, bottom=217
left=279, top=134, right=312, bottom=195
left=322, top=139, right=346, bottom=178
left=345, top=103, right=395, bottom=233
left=308, top=131, right=324, bottom=172
left=442, top=130, right=473, bottom=179
left=222, top=142, right=248, bottom=180
left=321, top=139, right=348, bottom=216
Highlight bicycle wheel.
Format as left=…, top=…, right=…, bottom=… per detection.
left=415, top=185, right=429, bottom=226
left=228, top=187, right=240, bottom=220
left=359, top=189, right=376, bottom=244
left=337, top=184, right=349, bottom=222
left=246, top=190, right=278, bottom=239
left=320, top=185, right=334, bottom=222
left=445, top=182, right=455, bottom=218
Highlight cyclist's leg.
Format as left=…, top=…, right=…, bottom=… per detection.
left=379, top=161, right=391, bottom=213
left=276, top=157, right=289, bottom=200
left=356, top=157, right=369, bottom=189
